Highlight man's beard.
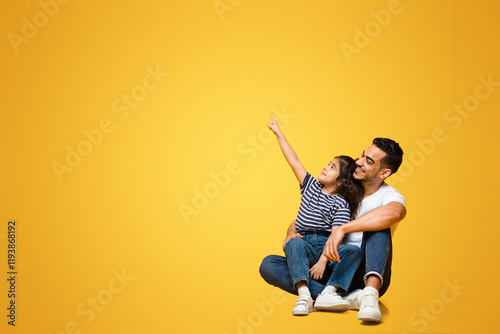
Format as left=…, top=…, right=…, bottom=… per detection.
left=354, top=172, right=377, bottom=183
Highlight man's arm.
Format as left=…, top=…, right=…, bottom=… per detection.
left=323, top=202, right=406, bottom=262
left=268, top=113, right=307, bottom=185
left=341, top=201, right=406, bottom=233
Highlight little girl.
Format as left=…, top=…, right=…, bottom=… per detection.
left=267, top=113, right=364, bottom=316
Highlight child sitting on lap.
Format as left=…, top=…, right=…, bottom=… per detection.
left=267, top=113, right=364, bottom=316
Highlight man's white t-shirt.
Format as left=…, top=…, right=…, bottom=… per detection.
left=342, top=183, right=406, bottom=248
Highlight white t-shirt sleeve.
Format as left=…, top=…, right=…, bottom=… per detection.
left=373, top=184, right=406, bottom=237
left=357, top=184, right=405, bottom=218
left=381, top=186, right=406, bottom=207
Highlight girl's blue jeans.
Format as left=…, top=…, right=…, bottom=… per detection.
left=282, top=229, right=363, bottom=295
left=260, top=228, right=392, bottom=298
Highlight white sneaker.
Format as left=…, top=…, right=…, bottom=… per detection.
left=314, top=291, right=350, bottom=312
left=344, top=289, right=363, bottom=310
left=357, top=290, right=382, bottom=322
left=292, top=295, right=313, bottom=316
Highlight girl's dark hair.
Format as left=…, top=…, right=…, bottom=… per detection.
left=335, top=155, right=364, bottom=219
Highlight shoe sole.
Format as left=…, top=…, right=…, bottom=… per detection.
left=292, top=304, right=313, bottom=316
left=357, top=313, right=382, bottom=322
left=292, top=307, right=313, bottom=316
left=314, top=303, right=350, bottom=312
left=292, top=311, right=310, bottom=316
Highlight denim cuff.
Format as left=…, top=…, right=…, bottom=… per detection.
left=292, top=277, right=309, bottom=288
left=364, top=271, right=383, bottom=287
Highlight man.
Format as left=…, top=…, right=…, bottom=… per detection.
left=259, top=137, right=407, bottom=322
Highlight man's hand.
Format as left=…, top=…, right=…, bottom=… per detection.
left=323, top=227, right=345, bottom=263
left=282, top=232, right=303, bottom=250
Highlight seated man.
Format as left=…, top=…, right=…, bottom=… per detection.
left=259, top=138, right=407, bottom=322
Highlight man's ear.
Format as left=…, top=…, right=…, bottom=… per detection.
left=379, top=168, right=392, bottom=180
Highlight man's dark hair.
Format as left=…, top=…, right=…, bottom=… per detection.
left=372, top=137, right=404, bottom=175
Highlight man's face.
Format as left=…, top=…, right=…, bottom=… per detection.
left=353, top=144, right=390, bottom=183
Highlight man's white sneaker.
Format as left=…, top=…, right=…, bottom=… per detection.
left=357, top=290, right=382, bottom=322
left=292, top=295, right=313, bottom=316
left=314, top=290, right=350, bottom=312
left=344, top=289, right=363, bottom=310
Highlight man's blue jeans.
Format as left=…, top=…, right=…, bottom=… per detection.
left=272, top=229, right=363, bottom=296
left=260, top=228, right=392, bottom=298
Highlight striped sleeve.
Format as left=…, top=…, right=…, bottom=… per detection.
left=300, top=172, right=317, bottom=194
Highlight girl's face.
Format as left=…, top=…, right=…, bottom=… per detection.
left=318, top=158, right=341, bottom=187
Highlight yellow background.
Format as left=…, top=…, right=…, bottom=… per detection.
left=1, top=0, right=499, bottom=333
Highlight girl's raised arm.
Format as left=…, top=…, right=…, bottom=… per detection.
left=268, top=113, right=307, bottom=185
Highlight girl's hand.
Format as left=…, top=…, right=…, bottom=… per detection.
left=309, top=262, right=326, bottom=281
left=267, top=113, right=281, bottom=135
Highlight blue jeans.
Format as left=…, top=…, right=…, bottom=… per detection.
left=260, top=228, right=392, bottom=298
left=275, top=229, right=362, bottom=295
left=350, top=228, right=393, bottom=296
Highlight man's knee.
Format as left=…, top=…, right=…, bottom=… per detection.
left=259, top=255, right=282, bottom=280
left=365, top=228, right=391, bottom=245
left=259, top=255, right=272, bottom=277
left=342, top=244, right=363, bottom=256
left=338, top=245, right=364, bottom=262
left=283, top=237, right=304, bottom=253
